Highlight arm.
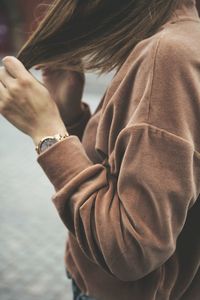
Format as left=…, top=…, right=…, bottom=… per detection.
left=36, top=33, right=200, bottom=281
left=63, top=90, right=107, bottom=141
left=37, top=125, right=199, bottom=281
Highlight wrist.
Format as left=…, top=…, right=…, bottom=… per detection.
left=31, top=124, right=68, bottom=146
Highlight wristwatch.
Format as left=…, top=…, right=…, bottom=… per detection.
left=35, top=133, right=69, bottom=154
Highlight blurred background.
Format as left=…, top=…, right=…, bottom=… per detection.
left=0, top=1, right=113, bottom=300
left=0, top=0, right=45, bottom=55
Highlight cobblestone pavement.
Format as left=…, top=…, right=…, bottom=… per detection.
left=0, top=70, right=112, bottom=300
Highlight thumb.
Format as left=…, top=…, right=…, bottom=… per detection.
left=2, top=56, right=31, bottom=79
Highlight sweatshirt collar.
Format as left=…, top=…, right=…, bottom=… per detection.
left=162, top=0, right=200, bottom=27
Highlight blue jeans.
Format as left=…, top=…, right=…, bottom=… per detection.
left=66, top=269, right=96, bottom=300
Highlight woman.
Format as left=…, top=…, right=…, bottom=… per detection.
left=0, top=0, right=200, bottom=299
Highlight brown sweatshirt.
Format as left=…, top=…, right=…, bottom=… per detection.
left=37, top=1, right=200, bottom=299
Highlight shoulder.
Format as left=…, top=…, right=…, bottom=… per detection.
left=133, top=20, right=200, bottom=71
left=113, top=21, right=200, bottom=84
left=124, top=21, right=200, bottom=146
left=151, top=21, right=200, bottom=71
left=145, top=22, right=200, bottom=148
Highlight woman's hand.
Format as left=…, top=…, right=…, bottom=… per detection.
left=0, top=56, right=67, bottom=145
left=38, top=66, right=85, bottom=125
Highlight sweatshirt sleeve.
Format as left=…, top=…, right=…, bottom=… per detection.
left=63, top=101, right=91, bottom=141
left=36, top=126, right=200, bottom=281
left=36, top=33, right=200, bottom=281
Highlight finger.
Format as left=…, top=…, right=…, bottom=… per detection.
left=34, top=63, right=46, bottom=70
left=42, top=68, right=60, bottom=77
left=34, top=65, right=42, bottom=70
left=2, top=56, right=32, bottom=80
left=34, top=64, right=49, bottom=71
left=0, top=66, right=15, bottom=88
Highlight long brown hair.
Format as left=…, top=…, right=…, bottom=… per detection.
left=17, top=0, right=184, bottom=75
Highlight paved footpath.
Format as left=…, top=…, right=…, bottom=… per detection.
left=0, top=70, right=112, bottom=300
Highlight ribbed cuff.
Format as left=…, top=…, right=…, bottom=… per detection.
left=64, top=102, right=91, bottom=140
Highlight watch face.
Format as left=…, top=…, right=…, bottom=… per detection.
left=40, top=138, right=57, bottom=153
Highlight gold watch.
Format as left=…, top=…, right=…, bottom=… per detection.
left=35, top=133, right=69, bottom=154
